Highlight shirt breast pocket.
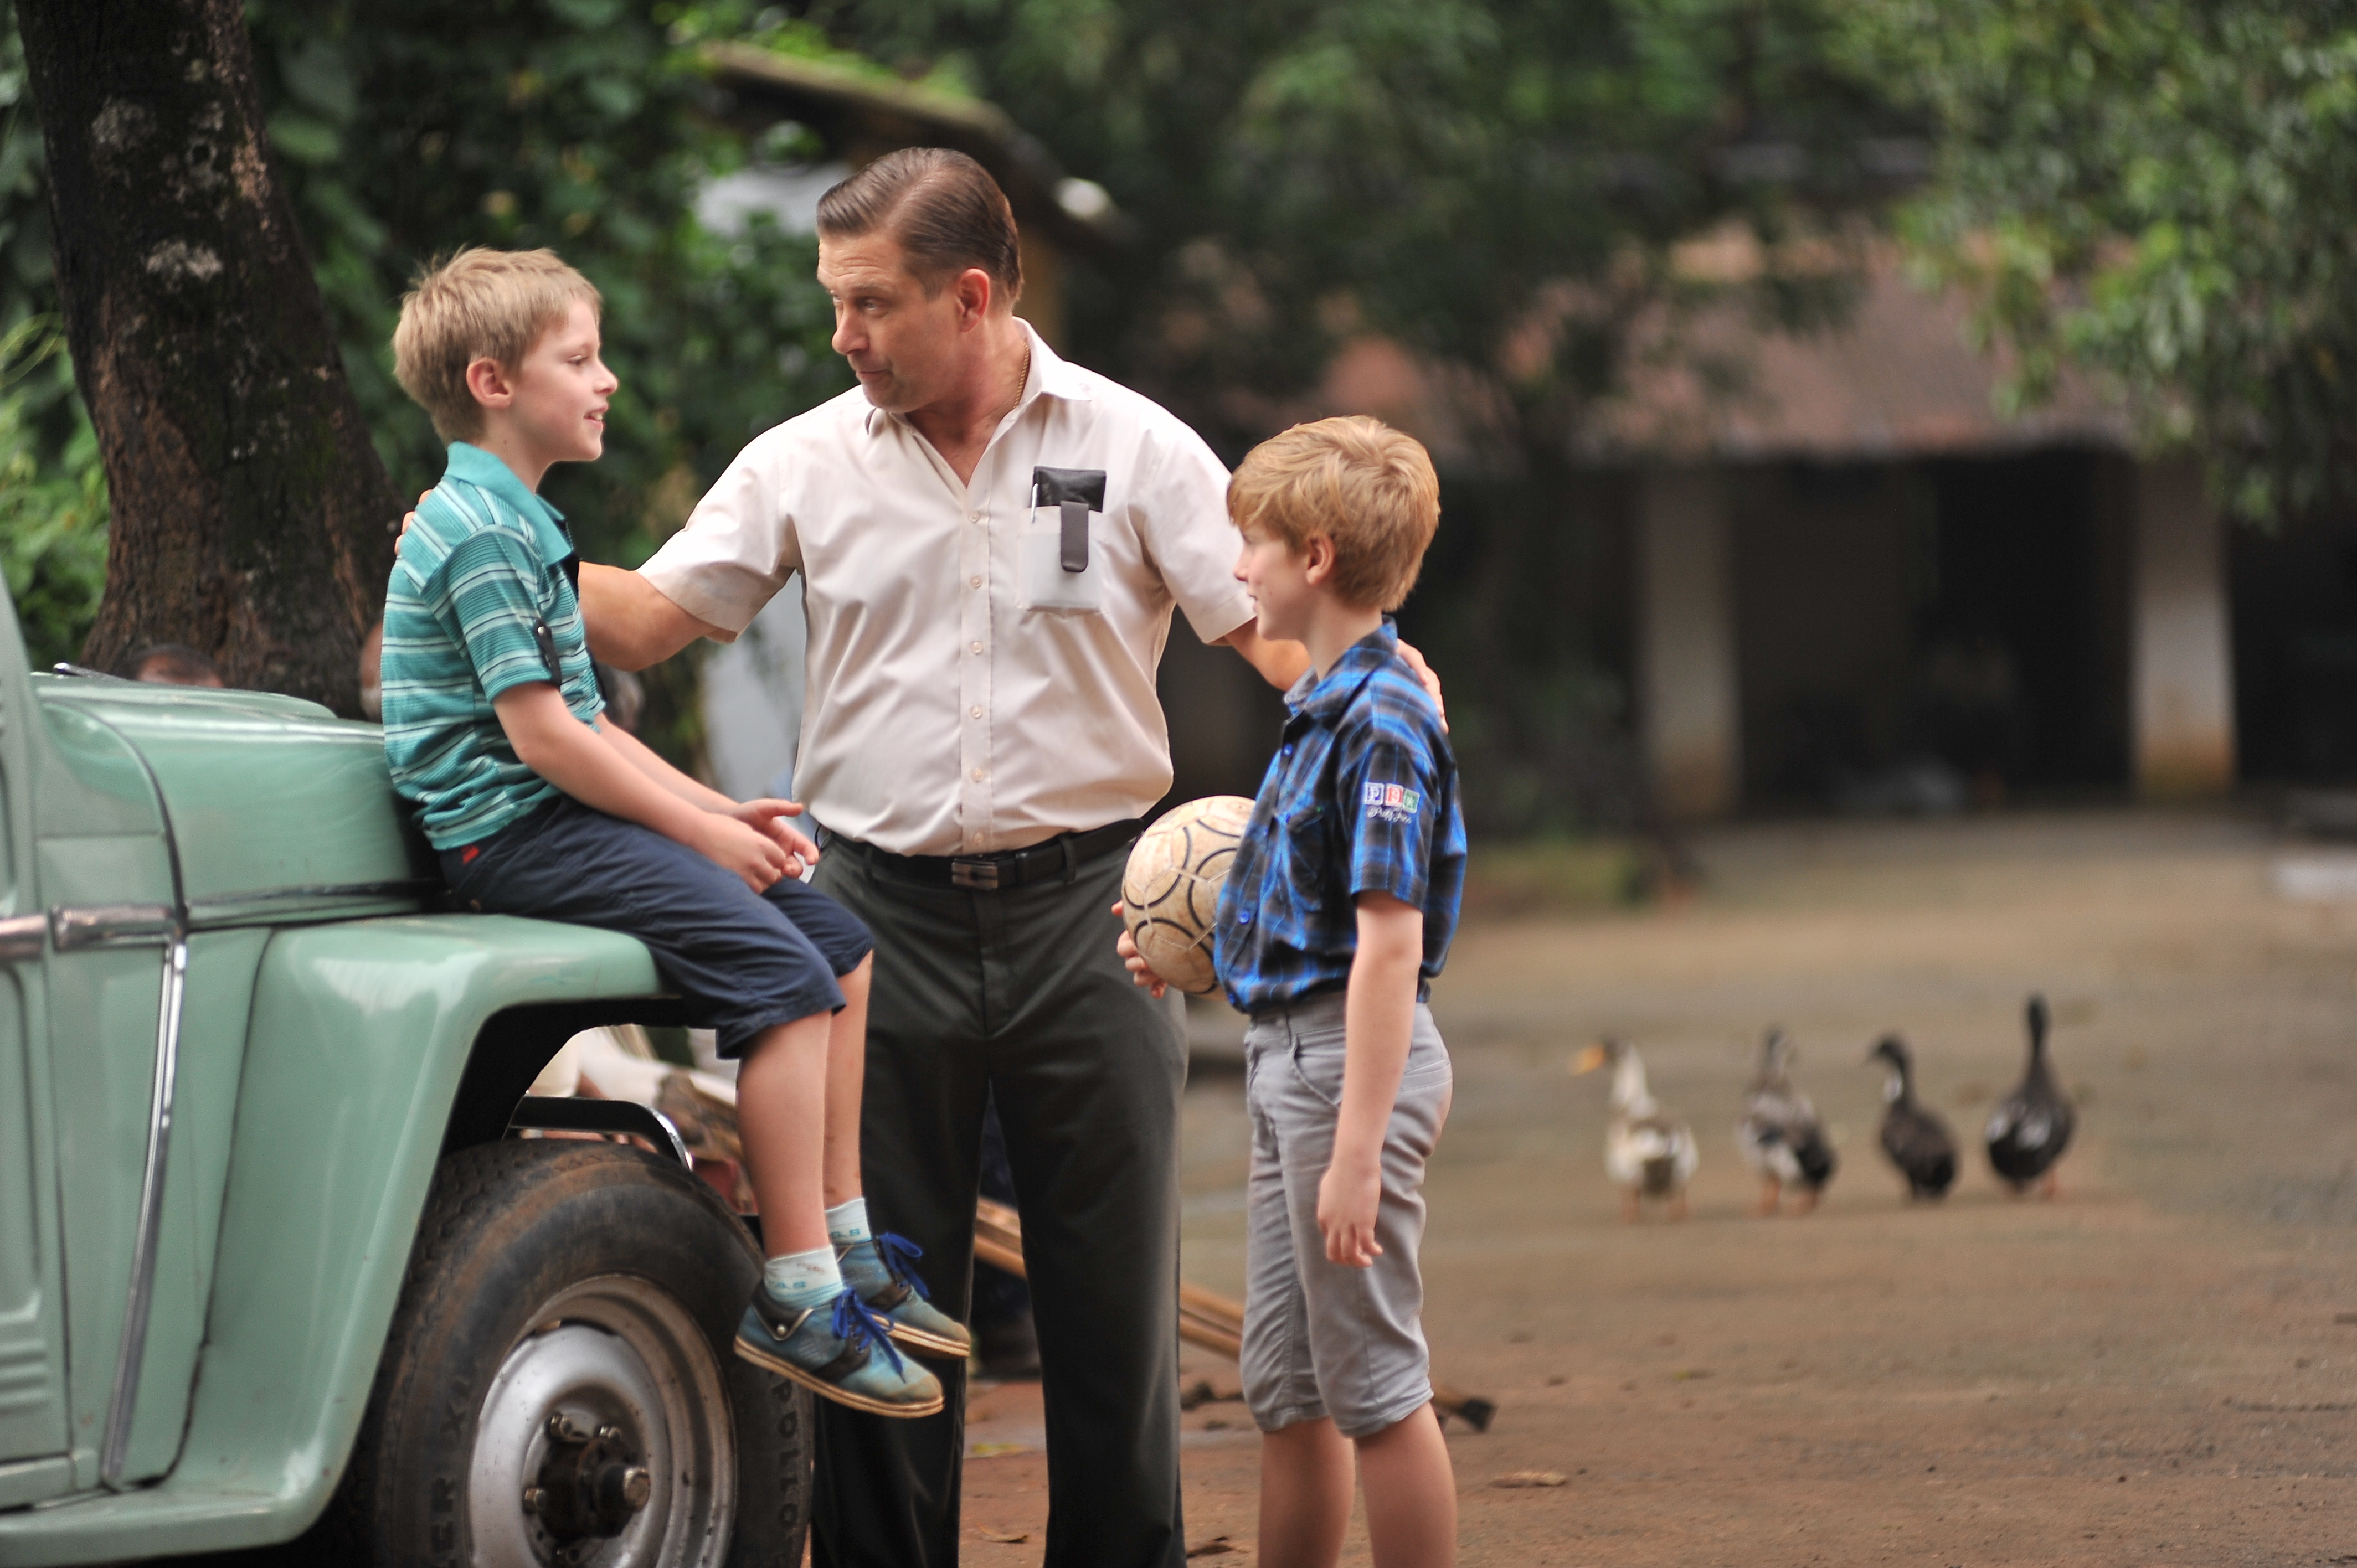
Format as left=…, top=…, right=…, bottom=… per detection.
left=1018, top=466, right=1107, bottom=615
left=1278, top=801, right=1329, bottom=914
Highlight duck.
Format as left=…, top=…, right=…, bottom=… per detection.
left=1572, top=1038, right=1701, bottom=1221
left=1866, top=1035, right=1956, bottom=1200
left=1985, top=993, right=2075, bottom=1197
left=1736, top=1029, right=1836, bottom=1215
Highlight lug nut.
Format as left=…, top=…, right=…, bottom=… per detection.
left=548, top=1411, right=593, bottom=1443
left=620, top=1465, right=653, bottom=1510
left=599, top=1424, right=623, bottom=1443
left=521, top=1486, right=547, bottom=1514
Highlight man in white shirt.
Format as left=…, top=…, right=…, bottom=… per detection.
left=584, top=148, right=1433, bottom=1568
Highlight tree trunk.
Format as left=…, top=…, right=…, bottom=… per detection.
left=15, top=0, right=399, bottom=713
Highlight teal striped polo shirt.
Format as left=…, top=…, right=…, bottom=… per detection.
left=381, top=442, right=605, bottom=850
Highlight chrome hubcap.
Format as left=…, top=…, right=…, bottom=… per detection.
left=468, top=1276, right=735, bottom=1567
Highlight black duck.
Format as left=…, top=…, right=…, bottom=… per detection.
left=1867, top=1035, right=1955, bottom=1200
left=1985, top=993, right=2076, bottom=1197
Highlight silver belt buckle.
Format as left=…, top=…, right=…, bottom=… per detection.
left=950, top=857, right=1001, bottom=890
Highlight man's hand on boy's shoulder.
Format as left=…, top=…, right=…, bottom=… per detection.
left=1392, top=638, right=1446, bottom=731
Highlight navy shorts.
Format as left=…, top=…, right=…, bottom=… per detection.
left=441, top=796, right=873, bottom=1058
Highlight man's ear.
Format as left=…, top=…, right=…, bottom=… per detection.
left=951, top=266, right=996, bottom=328
left=465, top=356, right=516, bottom=410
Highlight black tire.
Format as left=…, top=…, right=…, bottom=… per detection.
left=311, top=1139, right=810, bottom=1567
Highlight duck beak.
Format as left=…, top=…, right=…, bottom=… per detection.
left=1571, top=1044, right=1607, bottom=1076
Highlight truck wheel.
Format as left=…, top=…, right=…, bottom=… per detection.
left=329, top=1139, right=810, bottom=1567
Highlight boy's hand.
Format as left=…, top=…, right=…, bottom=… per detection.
left=1316, top=1156, right=1383, bottom=1267
left=691, top=812, right=794, bottom=892
left=400, top=489, right=429, bottom=540
left=733, top=798, right=818, bottom=876
left=1109, top=901, right=1169, bottom=999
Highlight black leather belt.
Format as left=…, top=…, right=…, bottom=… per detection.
left=822, top=819, right=1143, bottom=891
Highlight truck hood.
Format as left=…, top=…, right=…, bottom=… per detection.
left=34, top=675, right=437, bottom=925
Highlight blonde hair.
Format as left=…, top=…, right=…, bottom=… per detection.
left=1228, top=416, right=1440, bottom=610
left=392, top=248, right=601, bottom=441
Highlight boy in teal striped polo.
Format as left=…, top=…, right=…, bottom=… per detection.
left=383, top=247, right=959, bottom=1418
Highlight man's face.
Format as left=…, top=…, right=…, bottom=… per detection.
left=493, top=297, right=615, bottom=465
left=1234, top=523, right=1319, bottom=645
left=819, top=231, right=966, bottom=412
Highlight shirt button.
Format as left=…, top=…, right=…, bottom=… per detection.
left=969, top=576, right=982, bottom=589
left=970, top=641, right=984, bottom=654
left=971, top=767, right=986, bottom=781
left=1237, top=910, right=1253, bottom=926
left=1283, top=744, right=1294, bottom=758
left=969, top=512, right=983, bottom=524
left=970, top=705, right=984, bottom=719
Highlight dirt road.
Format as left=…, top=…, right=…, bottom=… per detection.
left=963, top=810, right=2357, bottom=1565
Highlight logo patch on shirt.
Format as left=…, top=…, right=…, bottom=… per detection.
left=1362, top=781, right=1420, bottom=822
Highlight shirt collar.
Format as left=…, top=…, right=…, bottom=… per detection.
left=1286, top=622, right=1401, bottom=721
left=443, top=441, right=574, bottom=560
left=861, top=317, right=1095, bottom=437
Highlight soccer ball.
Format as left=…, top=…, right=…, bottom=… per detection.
left=1121, top=795, right=1255, bottom=996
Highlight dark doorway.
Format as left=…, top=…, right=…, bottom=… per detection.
left=1917, top=450, right=2123, bottom=791
left=2231, top=510, right=2357, bottom=783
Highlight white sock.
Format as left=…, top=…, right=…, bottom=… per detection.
left=761, top=1245, right=842, bottom=1313
left=826, top=1196, right=871, bottom=1247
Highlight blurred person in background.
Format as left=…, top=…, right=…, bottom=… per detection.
left=117, top=643, right=225, bottom=687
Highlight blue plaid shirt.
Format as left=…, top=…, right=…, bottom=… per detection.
left=1214, top=623, right=1465, bottom=1016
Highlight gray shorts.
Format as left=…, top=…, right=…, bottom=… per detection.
left=1241, top=990, right=1453, bottom=1440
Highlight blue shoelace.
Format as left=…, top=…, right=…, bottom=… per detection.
left=875, top=1232, right=932, bottom=1300
left=830, top=1287, right=908, bottom=1374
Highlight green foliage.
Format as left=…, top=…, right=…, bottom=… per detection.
left=0, top=0, right=850, bottom=752
left=818, top=0, right=1895, bottom=829
left=0, top=318, right=105, bottom=670
left=1845, top=0, right=2357, bottom=523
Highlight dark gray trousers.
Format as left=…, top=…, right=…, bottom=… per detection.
left=809, top=838, right=1188, bottom=1568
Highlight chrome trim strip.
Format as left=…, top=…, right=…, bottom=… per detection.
left=0, top=913, right=43, bottom=963
left=73, top=708, right=189, bottom=1492
left=509, top=1095, right=693, bottom=1169
left=99, top=935, right=187, bottom=1489
left=50, top=904, right=176, bottom=952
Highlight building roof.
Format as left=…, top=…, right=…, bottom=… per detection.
left=699, top=43, right=1129, bottom=257
left=1596, top=247, right=2134, bottom=463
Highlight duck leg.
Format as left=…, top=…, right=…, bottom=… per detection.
left=1668, top=1190, right=1690, bottom=1223
left=1756, top=1175, right=1782, bottom=1217
left=1790, top=1185, right=1820, bottom=1217
left=1621, top=1187, right=1641, bottom=1224
left=2039, top=1168, right=2061, bottom=1201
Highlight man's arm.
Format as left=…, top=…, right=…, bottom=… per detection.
left=1317, top=891, right=1424, bottom=1267
left=492, top=683, right=791, bottom=890
left=579, top=563, right=733, bottom=671
left=1218, top=621, right=1448, bottom=726
left=1218, top=622, right=1310, bottom=689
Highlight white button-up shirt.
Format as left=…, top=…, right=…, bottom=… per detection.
left=642, top=323, right=1256, bottom=857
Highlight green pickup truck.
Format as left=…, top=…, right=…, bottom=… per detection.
left=0, top=580, right=811, bottom=1567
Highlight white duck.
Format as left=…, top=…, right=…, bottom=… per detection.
left=1735, top=1028, right=1836, bottom=1216
left=1572, top=1037, right=1701, bottom=1221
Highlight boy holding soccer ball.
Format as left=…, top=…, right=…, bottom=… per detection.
left=1120, top=415, right=1465, bottom=1567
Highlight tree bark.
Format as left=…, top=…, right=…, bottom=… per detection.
left=15, top=0, right=399, bottom=713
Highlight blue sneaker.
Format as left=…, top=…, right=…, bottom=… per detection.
left=839, top=1234, right=973, bottom=1360
left=735, top=1286, right=944, bottom=1418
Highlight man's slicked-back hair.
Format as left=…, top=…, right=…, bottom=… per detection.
left=815, top=147, right=1023, bottom=302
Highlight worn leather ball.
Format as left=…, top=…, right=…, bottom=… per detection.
left=1121, top=795, right=1255, bottom=995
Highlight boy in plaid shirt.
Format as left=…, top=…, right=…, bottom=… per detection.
left=1122, top=416, right=1464, bottom=1566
